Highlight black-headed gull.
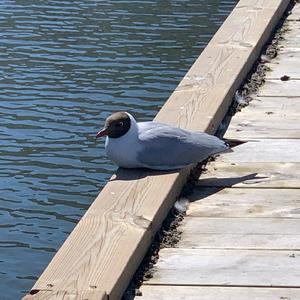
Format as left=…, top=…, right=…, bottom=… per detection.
left=96, top=111, right=243, bottom=170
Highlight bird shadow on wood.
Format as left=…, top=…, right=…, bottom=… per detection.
left=109, top=167, right=181, bottom=181
left=188, top=172, right=268, bottom=202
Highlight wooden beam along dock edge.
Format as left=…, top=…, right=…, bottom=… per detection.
left=23, top=0, right=290, bottom=299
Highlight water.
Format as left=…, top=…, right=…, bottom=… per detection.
left=0, top=0, right=237, bottom=298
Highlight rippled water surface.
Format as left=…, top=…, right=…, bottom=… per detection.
left=0, top=0, right=237, bottom=298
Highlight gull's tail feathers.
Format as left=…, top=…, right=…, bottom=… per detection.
left=223, top=138, right=247, bottom=148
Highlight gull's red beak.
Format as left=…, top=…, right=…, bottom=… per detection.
left=96, top=127, right=109, bottom=138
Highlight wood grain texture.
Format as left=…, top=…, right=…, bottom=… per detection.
left=278, top=21, right=300, bottom=47
left=187, top=188, right=300, bottom=218
left=233, top=96, right=300, bottom=113
left=197, top=162, right=300, bottom=188
left=216, top=139, right=300, bottom=163
left=225, top=116, right=300, bottom=138
left=29, top=215, right=151, bottom=294
left=178, top=217, right=300, bottom=249
left=225, top=95, right=300, bottom=138
left=138, top=286, right=300, bottom=300
left=23, top=291, right=107, bottom=300
left=25, top=0, right=290, bottom=299
left=28, top=167, right=191, bottom=300
left=145, top=248, right=300, bottom=286
left=257, top=79, right=300, bottom=97
left=266, top=48, right=300, bottom=79
left=180, top=217, right=300, bottom=235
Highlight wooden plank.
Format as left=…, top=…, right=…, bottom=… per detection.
left=180, top=217, right=300, bottom=235
left=178, top=217, right=300, bottom=249
left=266, top=48, right=300, bottom=79
left=145, top=248, right=300, bottom=286
left=277, top=22, right=300, bottom=47
left=287, top=3, right=300, bottom=21
left=26, top=214, right=152, bottom=297
left=187, top=188, right=300, bottom=218
left=217, top=139, right=300, bottom=163
left=267, top=60, right=300, bottom=79
left=197, top=162, right=300, bottom=188
left=138, top=286, right=300, bottom=300
left=257, top=79, right=300, bottom=97
left=225, top=96, right=300, bottom=138
left=23, top=291, right=107, bottom=300
left=179, top=232, right=300, bottom=250
left=26, top=1, right=290, bottom=299
left=233, top=96, right=300, bottom=113
left=225, top=116, right=300, bottom=138
left=26, top=167, right=190, bottom=300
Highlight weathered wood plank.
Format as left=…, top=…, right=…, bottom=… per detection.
left=187, top=188, right=300, bottom=218
left=225, top=116, right=300, bottom=138
left=27, top=167, right=191, bottom=300
left=146, top=248, right=300, bottom=286
left=258, top=79, right=300, bottom=97
left=26, top=1, right=290, bottom=299
left=267, top=61, right=300, bottom=79
left=277, top=21, right=300, bottom=47
left=178, top=217, right=300, bottom=249
left=181, top=217, right=300, bottom=235
left=287, top=3, right=300, bottom=21
left=233, top=96, right=300, bottom=113
left=266, top=48, right=300, bottom=79
left=138, top=286, right=300, bottom=300
left=23, top=291, right=107, bottom=300
left=218, top=139, right=300, bottom=163
left=27, top=215, right=152, bottom=296
left=225, top=96, right=300, bottom=138
left=197, top=162, right=300, bottom=188
left=179, top=233, right=300, bottom=250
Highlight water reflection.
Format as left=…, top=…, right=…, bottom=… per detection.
left=0, top=0, right=237, bottom=298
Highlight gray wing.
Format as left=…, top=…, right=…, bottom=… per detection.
left=137, top=122, right=228, bottom=169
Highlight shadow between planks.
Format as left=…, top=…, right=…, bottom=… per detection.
left=23, top=0, right=291, bottom=299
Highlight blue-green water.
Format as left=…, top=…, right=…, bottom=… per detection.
left=0, top=0, right=237, bottom=298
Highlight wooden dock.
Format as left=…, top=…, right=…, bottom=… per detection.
left=23, top=0, right=292, bottom=299
left=137, top=1, right=300, bottom=299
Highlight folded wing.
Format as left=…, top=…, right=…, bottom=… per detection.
left=137, top=122, right=228, bottom=169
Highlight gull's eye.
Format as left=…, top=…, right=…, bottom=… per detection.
left=116, top=121, right=123, bottom=127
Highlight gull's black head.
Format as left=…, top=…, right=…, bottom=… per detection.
left=96, top=111, right=131, bottom=139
